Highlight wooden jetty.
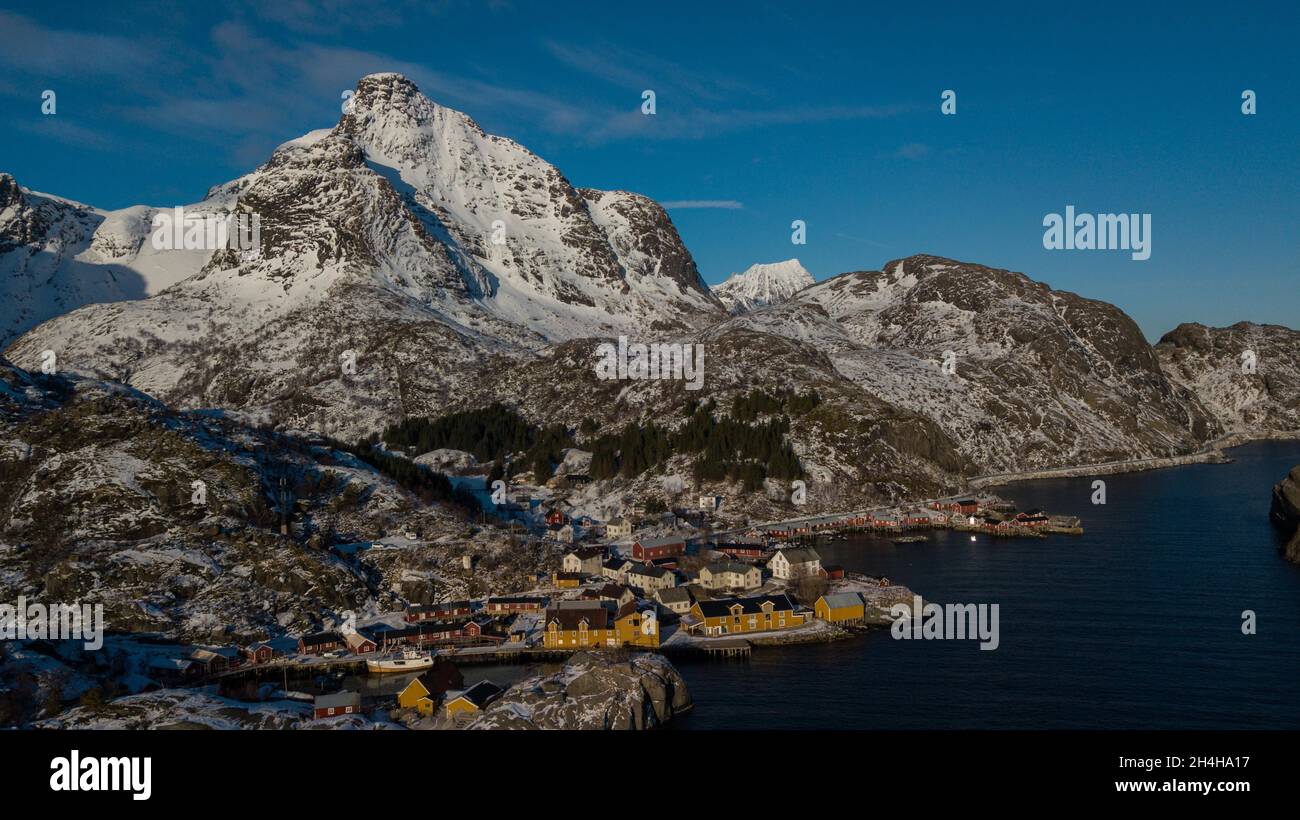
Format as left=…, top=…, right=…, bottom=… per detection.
left=665, top=638, right=751, bottom=659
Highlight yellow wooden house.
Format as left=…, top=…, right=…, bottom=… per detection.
left=614, top=602, right=660, bottom=649
left=814, top=592, right=866, bottom=623
left=543, top=604, right=615, bottom=649
left=396, top=662, right=465, bottom=716
left=688, top=594, right=805, bottom=636
left=553, top=571, right=584, bottom=589
left=444, top=681, right=503, bottom=722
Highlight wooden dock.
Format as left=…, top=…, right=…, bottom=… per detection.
left=665, top=639, right=751, bottom=659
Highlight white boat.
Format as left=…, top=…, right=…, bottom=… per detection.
left=366, top=649, right=434, bottom=674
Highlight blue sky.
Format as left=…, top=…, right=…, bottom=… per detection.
left=2, top=0, right=1297, bottom=339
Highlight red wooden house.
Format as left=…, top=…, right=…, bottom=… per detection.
left=484, top=596, right=547, bottom=615
left=243, top=642, right=273, bottom=665
left=718, top=542, right=765, bottom=560
left=404, top=601, right=475, bottom=623
left=313, top=691, right=361, bottom=720
left=345, top=632, right=378, bottom=655
left=298, top=631, right=344, bottom=655
left=633, top=536, right=686, bottom=561
left=545, top=510, right=568, bottom=526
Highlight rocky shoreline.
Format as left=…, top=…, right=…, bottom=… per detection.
left=461, top=652, right=692, bottom=730
left=970, top=432, right=1300, bottom=490
left=1270, top=464, right=1300, bottom=563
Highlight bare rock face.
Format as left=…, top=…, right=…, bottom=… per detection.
left=1155, top=322, right=1300, bottom=435
left=466, top=652, right=692, bottom=730
left=1270, top=464, right=1300, bottom=563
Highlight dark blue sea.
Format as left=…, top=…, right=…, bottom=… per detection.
left=674, top=441, right=1300, bottom=729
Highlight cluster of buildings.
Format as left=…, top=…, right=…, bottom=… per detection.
left=144, top=641, right=279, bottom=684
left=315, top=659, right=506, bottom=725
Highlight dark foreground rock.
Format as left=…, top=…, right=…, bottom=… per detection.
left=1270, top=465, right=1300, bottom=563
left=466, top=652, right=692, bottom=730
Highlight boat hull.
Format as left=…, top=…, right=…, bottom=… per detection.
left=366, top=656, right=434, bottom=674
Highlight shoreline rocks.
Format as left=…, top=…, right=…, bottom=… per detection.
left=464, top=651, right=692, bottom=730
left=1270, top=465, right=1300, bottom=563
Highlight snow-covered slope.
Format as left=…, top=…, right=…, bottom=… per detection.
left=335, top=73, right=723, bottom=337
left=733, top=254, right=1221, bottom=471
left=1155, top=322, right=1300, bottom=435
left=713, top=258, right=814, bottom=314
left=0, top=174, right=204, bottom=345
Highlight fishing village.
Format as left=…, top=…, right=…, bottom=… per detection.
left=109, top=490, right=1082, bottom=728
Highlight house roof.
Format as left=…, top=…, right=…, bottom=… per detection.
left=695, top=594, right=797, bottom=618
left=300, top=631, right=343, bottom=647
left=344, top=632, right=375, bottom=648
left=656, top=587, right=693, bottom=604
left=546, top=606, right=612, bottom=630
left=627, top=563, right=671, bottom=579
left=773, top=547, right=821, bottom=564
left=583, top=583, right=632, bottom=600
left=819, top=592, right=864, bottom=610
left=566, top=546, right=603, bottom=559
left=315, top=691, right=360, bottom=709
left=409, top=660, right=464, bottom=697
left=556, top=599, right=606, bottom=610
left=616, top=599, right=650, bottom=620
left=487, top=596, right=547, bottom=605
left=407, top=600, right=472, bottom=614
left=451, top=680, right=503, bottom=709
left=704, top=560, right=757, bottom=576
left=384, top=619, right=474, bottom=639
left=636, top=535, right=686, bottom=549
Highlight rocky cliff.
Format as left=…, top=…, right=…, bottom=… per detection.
left=465, top=651, right=692, bottom=730
left=1270, top=464, right=1300, bottom=563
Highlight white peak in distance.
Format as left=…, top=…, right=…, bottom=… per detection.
left=714, top=259, right=815, bottom=314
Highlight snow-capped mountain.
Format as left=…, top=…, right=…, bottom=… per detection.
left=4, top=74, right=725, bottom=435
left=713, top=258, right=814, bottom=314
left=3, top=75, right=1296, bottom=500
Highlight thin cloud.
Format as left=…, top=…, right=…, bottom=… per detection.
left=542, top=39, right=760, bottom=102
left=13, top=118, right=119, bottom=151
left=0, top=12, right=154, bottom=78
left=660, top=200, right=744, bottom=210
left=834, top=232, right=891, bottom=249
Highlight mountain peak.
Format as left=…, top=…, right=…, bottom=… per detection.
left=0, top=173, right=26, bottom=210
left=714, top=258, right=815, bottom=314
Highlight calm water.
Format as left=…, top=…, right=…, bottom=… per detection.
left=673, top=440, right=1300, bottom=729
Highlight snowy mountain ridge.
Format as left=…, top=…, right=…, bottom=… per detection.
left=714, top=258, right=815, bottom=314
left=2, top=75, right=1297, bottom=489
